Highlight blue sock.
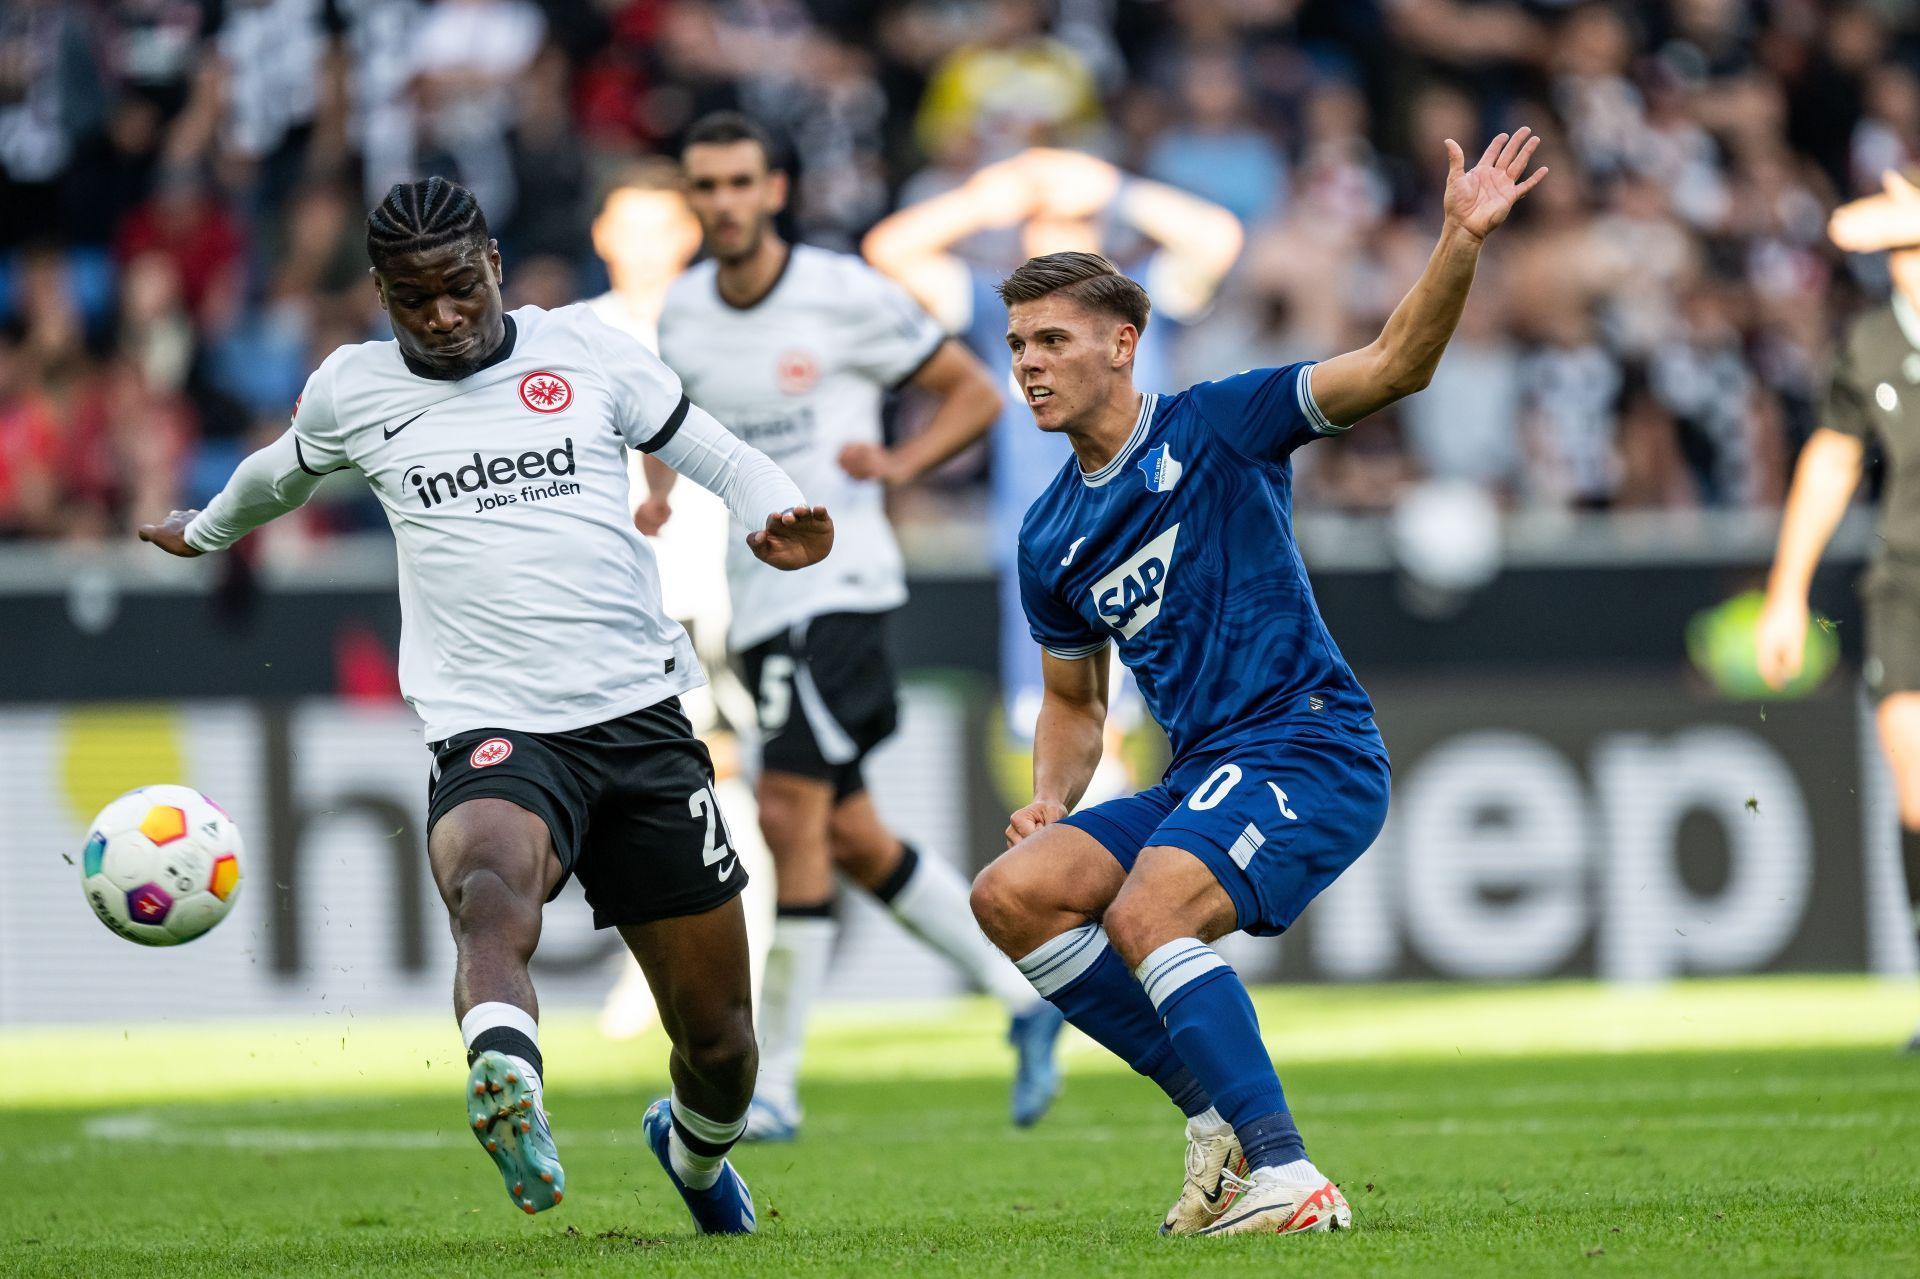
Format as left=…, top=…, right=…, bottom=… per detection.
left=1016, top=924, right=1212, bottom=1116
left=1137, top=938, right=1306, bottom=1171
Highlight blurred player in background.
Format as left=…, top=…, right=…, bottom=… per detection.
left=585, top=162, right=775, bottom=1042
left=651, top=113, right=1067, bottom=1141
left=139, top=177, right=836, bottom=1233
left=1760, top=169, right=1920, bottom=1050
left=970, top=130, right=1546, bottom=1238
left=863, top=148, right=1242, bottom=751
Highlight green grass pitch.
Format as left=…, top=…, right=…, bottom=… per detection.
left=7, top=977, right=1918, bottom=1277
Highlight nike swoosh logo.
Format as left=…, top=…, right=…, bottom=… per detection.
left=1061, top=536, right=1088, bottom=567
left=716, top=857, right=738, bottom=882
left=383, top=409, right=430, bottom=440
left=1200, top=1153, right=1247, bottom=1208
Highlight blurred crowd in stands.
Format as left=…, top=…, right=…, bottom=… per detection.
left=3, top=0, right=1917, bottom=542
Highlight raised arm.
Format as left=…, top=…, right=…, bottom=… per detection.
left=1018, top=149, right=1244, bottom=320
left=1006, top=649, right=1111, bottom=846
left=1828, top=169, right=1920, bottom=253
left=139, top=429, right=329, bottom=556
left=1757, top=428, right=1866, bottom=688
left=1310, top=128, right=1546, bottom=428
left=861, top=157, right=1038, bottom=327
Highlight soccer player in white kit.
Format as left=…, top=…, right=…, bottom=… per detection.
left=650, top=113, right=1067, bottom=1141
left=138, top=177, right=832, bottom=1235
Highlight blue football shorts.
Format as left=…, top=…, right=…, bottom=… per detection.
left=1062, top=732, right=1390, bottom=937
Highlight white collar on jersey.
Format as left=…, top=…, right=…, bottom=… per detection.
left=1079, top=392, right=1158, bottom=488
left=1896, top=291, right=1920, bottom=353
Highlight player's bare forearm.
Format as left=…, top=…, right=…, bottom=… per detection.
left=1310, top=226, right=1483, bottom=425
left=1765, top=429, right=1864, bottom=604
left=1031, top=698, right=1105, bottom=813
left=863, top=159, right=1033, bottom=267
left=1112, top=177, right=1243, bottom=293
left=642, top=452, right=678, bottom=501
left=1312, top=130, right=1545, bottom=427
left=1007, top=649, right=1109, bottom=842
left=1028, top=650, right=1110, bottom=813
left=879, top=342, right=1000, bottom=483
left=634, top=452, right=678, bottom=534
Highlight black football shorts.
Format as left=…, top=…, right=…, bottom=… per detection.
left=426, top=697, right=746, bottom=928
left=1863, top=560, right=1920, bottom=704
left=739, top=610, right=900, bottom=800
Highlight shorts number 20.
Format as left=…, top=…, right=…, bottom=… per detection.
left=689, top=786, right=733, bottom=871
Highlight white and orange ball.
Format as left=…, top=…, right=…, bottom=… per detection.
left=80, top=784, right=244, bottom=946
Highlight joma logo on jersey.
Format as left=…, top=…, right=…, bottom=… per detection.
left=1090, top=524, right=1180, bottom=639
left=405, top=439, right=577, bottom=509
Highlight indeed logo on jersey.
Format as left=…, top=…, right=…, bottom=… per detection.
left=1090, top=524, right=1180, bottom=639
left=404, top=440, right=579, bottom=511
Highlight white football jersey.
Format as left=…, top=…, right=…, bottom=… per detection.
left=289, top=304, right=702, bottom=740
left=587, top=290, right=734, bottom=634
left=659, top=244, right=945, bottom=650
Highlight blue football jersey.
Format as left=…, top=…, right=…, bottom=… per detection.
left=1017, top=362, right=1383, bottom=764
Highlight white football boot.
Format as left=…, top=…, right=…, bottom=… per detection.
left=739, top=1093, right=801, bottom=1143
left=1195, top=1168, right=1352, bottom=1237
left=1159, top=1119, right=1248, bottom=1235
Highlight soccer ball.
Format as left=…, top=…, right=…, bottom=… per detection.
left=80, top=784, right=245, bottom=946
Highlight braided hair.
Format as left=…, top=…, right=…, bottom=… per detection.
left=365, top=177, right=490, bottom=274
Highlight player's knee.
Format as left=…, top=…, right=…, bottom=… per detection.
left=1100, top=895, right=1165, bottom=971
left=447, top=866, right=539, bottom=945
left=826, top=805, right=884, bottom=860
left=830, top=829, right=897, bottom=886
left=755, top=782, right=816, bottom=851
left=679, top=1009, right=757, bottom=1085
left=969, top=860, right=1031, bottom=948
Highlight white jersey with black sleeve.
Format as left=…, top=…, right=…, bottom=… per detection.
left=183, top=303, right=805, bottom=742
left=658, top=244, right=946, bottom=650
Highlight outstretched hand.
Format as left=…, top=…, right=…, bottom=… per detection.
left=1443, top=127, right=1548, bottom=241
left=138, top=509, right=203, bottom=558
left=747, top=504, right=833, bottom=570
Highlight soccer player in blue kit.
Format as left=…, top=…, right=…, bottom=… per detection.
left=969, top=129, right=1546, bottom=1237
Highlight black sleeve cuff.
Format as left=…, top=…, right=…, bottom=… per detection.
left=887, top=335, right=949, bottom=392
left=639, top=394, right=692, bottom=453
left=294, top=435, right=348, bottom=476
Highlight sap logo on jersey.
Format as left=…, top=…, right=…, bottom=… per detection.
left=1090, top=524, right=1180, bottom=639
left=405, top=440, right=579, bottom=511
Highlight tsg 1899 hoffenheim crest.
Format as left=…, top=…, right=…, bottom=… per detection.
left=1139, top=443, right=1183, bottom=494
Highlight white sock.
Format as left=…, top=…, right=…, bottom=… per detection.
left=1257, top=1157, right=1326, bottom=1186
left=1015, top=923, right=1107, bottom=997
left=883, top=847, right=1044, bottom=1013
left=755, top=914, right=836, bottom=1109
left=1188, top=1106, right=1229, bottom=1137
left=667, top=1090, right=746, bottom=1191
left=459, top=1001, right=543, bottom=1104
